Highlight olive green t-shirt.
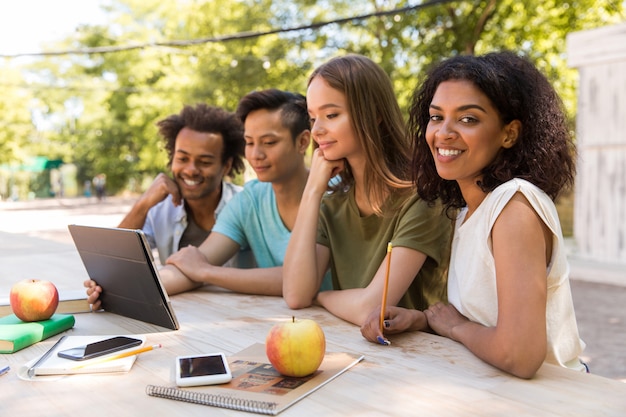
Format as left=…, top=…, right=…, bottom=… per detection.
left=317, top=188, right=452, bottom=310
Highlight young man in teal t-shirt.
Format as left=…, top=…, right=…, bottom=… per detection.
left=85, top=89, right=313, bottom=307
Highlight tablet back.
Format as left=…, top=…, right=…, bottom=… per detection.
left=68, top=225, right=179, bottom=330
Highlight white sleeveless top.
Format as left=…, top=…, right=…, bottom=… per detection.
left=447, top=178, right=585, bottom=371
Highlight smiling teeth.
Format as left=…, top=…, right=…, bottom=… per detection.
left=439, top=148, right=462, bottom=156
left=184, top=179, right=200, bottom=186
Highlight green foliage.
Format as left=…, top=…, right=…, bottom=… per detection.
left=1, top=0, right=624, bottom=196
left=0, top=65, right=34, bottom=164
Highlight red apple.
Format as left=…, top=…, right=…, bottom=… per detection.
left=10, top=279, right=59, bottom=322
left=265, top=316, right=326, bottom=377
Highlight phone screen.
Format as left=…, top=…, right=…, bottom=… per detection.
left=179, top=355, right=228, bottom=378
left=58, top=336, right=142, bottom=361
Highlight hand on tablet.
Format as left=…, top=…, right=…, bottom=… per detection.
left=84, top=279, right=102, bottom=311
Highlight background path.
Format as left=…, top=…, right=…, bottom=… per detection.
left=1, top=196, right=625, bottom=381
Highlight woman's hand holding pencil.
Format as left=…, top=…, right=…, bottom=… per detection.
left=377, top=242, right=393, bottom=346
left=360, top=241, right=429, bottom=345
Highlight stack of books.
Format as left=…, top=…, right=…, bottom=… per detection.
left=0, top=313, right=76, bottom=353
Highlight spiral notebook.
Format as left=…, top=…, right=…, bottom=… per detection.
left=146, top=343, right=364, bottom=415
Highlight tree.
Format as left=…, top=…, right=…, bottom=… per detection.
left=0, top=65, right=34, bottom=165
left=5, top=0, right=624, bottom=196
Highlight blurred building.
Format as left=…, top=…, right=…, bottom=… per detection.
left=567, top=23, right=626, bottom=270
left=0, top=156, right=77, bottom=200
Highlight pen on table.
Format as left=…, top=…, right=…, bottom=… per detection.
left=378, top=242, right=392, bottom=346
left=0, top=365, right=10, bottom=376
left=27, top=335, right=68, bottom=378
left=72, top=343, right=162, bottom=369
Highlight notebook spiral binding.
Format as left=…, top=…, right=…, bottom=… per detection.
left=146, top=384, right=279, bottom=415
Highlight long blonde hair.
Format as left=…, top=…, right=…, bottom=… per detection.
left=308, top=54, right=412, bottom=214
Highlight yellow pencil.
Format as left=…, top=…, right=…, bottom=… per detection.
left=379, top=242, right=393, bottom=341
left=72, top=343, right=162, bottom=369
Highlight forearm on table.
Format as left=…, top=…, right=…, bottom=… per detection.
left=202, top=266, right=283, bottom=296
left=158, top=264, right=202, bottom=295
left=316, top=288, right=380, bottom=326
left=321, top=246, right=425, bottom=326
left=450, top=322, right=546, bottom=379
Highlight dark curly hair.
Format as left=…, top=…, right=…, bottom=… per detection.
left=409, top=51, right=576, bottom=211
left=158, top=103, right=245, bottom=176
left=235, top=88, right=309, bottom=142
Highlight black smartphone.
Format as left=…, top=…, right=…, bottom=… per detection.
left=57, top=336, right=142, bottom=361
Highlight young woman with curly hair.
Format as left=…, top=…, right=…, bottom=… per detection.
left=361, top=51, right=586, bottom=379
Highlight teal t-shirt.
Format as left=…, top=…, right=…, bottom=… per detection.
left=212, top=179, right=288, bottom=268
left=213, top=179, right=332, bottom=291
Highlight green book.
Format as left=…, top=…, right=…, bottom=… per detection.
left=0, top=314, right=75, bottom=354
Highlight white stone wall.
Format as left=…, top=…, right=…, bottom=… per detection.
left=567, top=23, right=626, bottom=265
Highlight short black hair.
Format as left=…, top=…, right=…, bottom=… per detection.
left=236, top=89, right=309, bottom=141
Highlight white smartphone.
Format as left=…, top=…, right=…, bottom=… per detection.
left=175, top=353, right=232, bottom=387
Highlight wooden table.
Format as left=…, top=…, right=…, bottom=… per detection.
left=1, top=231, right=626, bottom=416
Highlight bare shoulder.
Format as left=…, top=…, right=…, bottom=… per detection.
left=494, top=191, right=552, bottom=263
left=497, top=191, right=543, bottom=229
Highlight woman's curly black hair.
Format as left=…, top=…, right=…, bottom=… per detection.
left=409, top=51, right=576, bottom=211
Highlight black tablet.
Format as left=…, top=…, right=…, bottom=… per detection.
left=68, top=224, right=179, bottom=330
